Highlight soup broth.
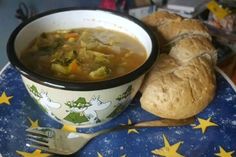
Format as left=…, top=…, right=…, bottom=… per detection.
left=20, top=28, right=147, bottom=82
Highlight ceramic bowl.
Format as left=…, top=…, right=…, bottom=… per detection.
left=7, top=8, right=158, bottom=127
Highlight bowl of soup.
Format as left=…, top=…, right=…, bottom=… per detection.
left=7, top=8, right=158, bottom=127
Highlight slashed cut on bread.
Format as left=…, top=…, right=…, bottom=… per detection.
left=157, top=19, right=211, bottom=45
left=169, top=36, right=217, bottom=65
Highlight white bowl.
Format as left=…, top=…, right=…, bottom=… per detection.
left=7, top=8, right=158, bottom=127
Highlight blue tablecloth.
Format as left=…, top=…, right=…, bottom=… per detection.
left=0, top=64, right=235, bottom=157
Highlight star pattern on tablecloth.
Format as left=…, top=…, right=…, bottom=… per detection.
left=61, top=124, right=77, bottom=132
left=193, top=117, right=218, bottom=133
left=0, top=91, right=13, bottom=105
left=28, top=117, right=40, bottom=128
left=127, top=119, right=139, bottom=134
left=16, top=149, right=51, bottom=157
left=215, top=146, right=235, bottom=157
left=97, top=152, right=103, bottom=157
left=1, top=65, right=236, bottom=157
left=152, top=134, right=184, bottom=157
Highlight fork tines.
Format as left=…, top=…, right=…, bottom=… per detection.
left=26, top=127, right=52, bottom=151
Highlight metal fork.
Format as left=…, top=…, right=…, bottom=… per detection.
left=26, top=117, right=194, bottom=155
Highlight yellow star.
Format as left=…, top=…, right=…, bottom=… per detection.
left=16, top=149, right=51, bottom=157
left=28, top=117, right=39, bottom=128
left=193, top=117, right=218, bottom=133
left=0, top=91, right=13, bottom=105
left=61, top=124, right=77, bottom=132
left=127, top=119, right=139, bottom=134
left=97, top=152, right=103, bottom=157
left=215, top=146, right=235, bottom=157
left=152, top=134, right=184, bottom=157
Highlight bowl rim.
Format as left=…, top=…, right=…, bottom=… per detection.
left=7, top=7, right=159, bottom=91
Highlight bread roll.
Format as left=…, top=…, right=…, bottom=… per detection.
left=140, top=11, right=216, bottom=120
left=140, top=56, right=216, bottom=119
left=157, top=19, right=211, bottom=45
left=142, top=11, right=182, bottom=28
left=169, top=36, right=217, bottom=65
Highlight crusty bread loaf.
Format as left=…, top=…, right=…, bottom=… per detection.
left=140, top=56, right=216, bottom=119
left=157, top=19, right=211, bottom=45
left=142, top=11, right=182, bottom=28
left=140, top=11, right=216, bottom=119
left=169, top=36, right=217, bottom=65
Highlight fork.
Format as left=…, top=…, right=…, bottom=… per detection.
left=26, top=117, right=194, bottom=155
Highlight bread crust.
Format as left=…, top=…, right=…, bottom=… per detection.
left=140, top=56, right=216, bottom=119
left=142, top=11, right=182, bottom=28
left=140, top=11, right=216, bottom=119
left=157, top=19, right=211, bottom=45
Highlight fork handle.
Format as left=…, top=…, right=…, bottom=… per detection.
left=92, top=117, right=195, bottom=137
left=133, top=117, right=195, bottom=127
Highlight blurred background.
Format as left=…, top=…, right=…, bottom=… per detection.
left=0, top=0, right=236, bottom=83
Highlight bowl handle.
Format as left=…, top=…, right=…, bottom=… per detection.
left=15, top=2, right=35, bottom=22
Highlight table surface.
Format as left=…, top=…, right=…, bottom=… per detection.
left=0, top=63, right=236, bottom=157
left=1, top=1, right=236, bottom=157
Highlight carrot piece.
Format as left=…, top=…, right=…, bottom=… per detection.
left=69, top=59, right=80, bottom=74
left=64, top=32, right=79, bottom=39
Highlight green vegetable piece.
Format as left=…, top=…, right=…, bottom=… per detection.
left=86, top=41, right=99, bottom=49
left=51, top=49, right=75, bottom=66
left=95, top=55, right=110, bottom=64
left=64, top=50, right=74, bottom=61
left=89, top=66, right=110, bottom=80
left=86, top=50, right=111, bottom=64
left=51, top=63, right=69, bottom=74
left=77, top=48, right=94, bottom=63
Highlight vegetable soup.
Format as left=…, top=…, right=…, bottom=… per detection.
left=20, top=28, right=147, bottom=82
